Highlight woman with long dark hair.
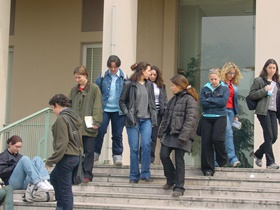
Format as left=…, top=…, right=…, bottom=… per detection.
left=249, top=59, right=280, bottom=169
left=119, top=62, right=157, bottom=183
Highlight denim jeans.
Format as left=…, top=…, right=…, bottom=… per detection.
left=9, top=156, right=49, bottom=190
left=256, top=111, right=278, bottom=166
left=126, top=118, right=152, bottom=181
left=83, top=136, right=95, bottom=181
left=0, top=185, right=14, bottom=210
left=95, top=111, right=124, bottom=155
left=160, top=144, right=185, bottom=193
left=225, top=108, right=239, bottom=165
left=50, top=155, right=79, bottom=210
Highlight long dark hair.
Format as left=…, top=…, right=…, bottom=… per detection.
left=130, top=61, right=151, bottom=82
left=259, top=59, right=279, bottom=83
left=150, top=65, right=164, bottom=88
left=170, top=74, right=199, bottom=102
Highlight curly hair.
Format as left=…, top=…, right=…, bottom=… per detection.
left=150, top=65, right=164, bottom=88
left=221, top=62, right=243, bottom=85
left=49, top=94, right=71, bottom=108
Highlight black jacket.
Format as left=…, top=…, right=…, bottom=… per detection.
left=158, top=85, right=168, bottom=116
left=158, top=90, right=199, bottom=149
left=119, top=80, right=157, bottom=127
left=0, top=149, right=22, bottom=185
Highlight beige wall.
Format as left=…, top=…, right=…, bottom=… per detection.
left=0, top=0, right=11, bottom=151
left=9, top=0, right=102, bottom=122
left=254, top=0, right=280, bottom=168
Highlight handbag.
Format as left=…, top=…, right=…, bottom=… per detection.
left=63, top=115, right=84, bottom=185
left=246, top=95, right=258, bottom=110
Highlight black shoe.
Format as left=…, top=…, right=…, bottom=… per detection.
left=141, top=177, right=153, bottom=182
left=129, top=180, right=138, bottom=183
left=204, top=171, right=212, bottom=176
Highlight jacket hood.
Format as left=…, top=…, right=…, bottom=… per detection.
left=59, top=108, right=82, bottom=130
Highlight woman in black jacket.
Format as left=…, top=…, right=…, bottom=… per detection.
left=158, top=74, right=199, bottom=197
left=119, top=61, right=157, bottom=183
left=149, top=65, right=168, bottom=164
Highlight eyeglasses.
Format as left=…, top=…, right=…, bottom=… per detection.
left=227, top=72, right=236, bottom=75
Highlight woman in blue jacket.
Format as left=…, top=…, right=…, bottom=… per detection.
left=199, top=68, right=229, bottom=176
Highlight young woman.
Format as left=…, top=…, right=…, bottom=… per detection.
left=158, top=74, right=199, bottom=197
left=199, top=68, right=229, bottom=176
left=149, top=65, right=168, bottom=165
left=119, top=62, right=157, bottom=183
left=249, top=59, right=280, bottom=169
left=220, top=62, right=243, bottom=167
left=69, top=65, right=102, bottom=183
left=0, top=135, right=52, bottom=190
left=46, top=93, right=83, bottom=210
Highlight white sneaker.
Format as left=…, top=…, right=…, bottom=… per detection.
left=44, top=180, right=54, bottom=190
left=37, top=181, right=52, bottom=190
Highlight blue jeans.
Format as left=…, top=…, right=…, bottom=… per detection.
left=50, top=155, right=79, bottom=210
left=95, top=111, right=124, bottom=155
left=126, top=118, right=152, bottom=181
left=225, top=108, right=239, bottom=165
left=9, top=156, right=49, bottom=190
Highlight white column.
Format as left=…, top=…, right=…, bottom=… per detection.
left=254, top=0, right=280, bottom=168
left=0, top=0, right=11, bottom=130
left=100, top=0, right=138, bottom=165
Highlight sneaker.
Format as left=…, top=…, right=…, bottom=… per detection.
left=163, top=183, right=174, bottom=190
left=37, top=181, right=52, bottom=190
left=113, top=155, right=122, bottom=166
left=232, top=161, right=241, bottom=168
left=172, top=191, right=183, bottom=197
left=94, top=153, right=100, bottom=162
left=204, top=171, right=213, bottom=176
left=140, top=177, right=153, bottom=182
left=44, top=180, right=54, bottom=190
left=129, top=180, right=139, bottom=183
left=254, top=155, right=262, bottom=167
left=267, top=163, right=280, bottom=169
left=83, top=178, right=90, bottom=183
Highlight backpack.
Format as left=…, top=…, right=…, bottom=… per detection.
left=23, top=183, right=55, bottom=202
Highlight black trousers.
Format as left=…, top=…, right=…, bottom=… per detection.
left=160, top=144, right=185, bottom=193
left=150, top=113, right=162, bottom=163
left=200, top=116, right=227, bottom=175
left=82, top=136, right=95, bottom=181
left=255, top=111, right=278, bottom=166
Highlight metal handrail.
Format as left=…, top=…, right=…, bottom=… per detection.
left=0, top=107, right=56, bottom=159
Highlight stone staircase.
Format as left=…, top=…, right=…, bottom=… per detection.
left=11, top=165, right=280, bottom=210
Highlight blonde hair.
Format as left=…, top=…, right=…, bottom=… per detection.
left=208, top=68, right=221, bottom=78
left=221, top=62, right=243, bottom=85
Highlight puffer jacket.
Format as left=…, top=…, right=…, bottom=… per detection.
left=158, top=90, right=199, bottom=145
left=119, top=80, right=157, bottom=127
left=249, top=76, right=280, bottom=118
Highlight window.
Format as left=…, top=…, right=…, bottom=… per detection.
left=82, top=44, right=102, bottom=82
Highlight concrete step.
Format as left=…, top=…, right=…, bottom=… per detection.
left=93, top=165, right=280, bottom=180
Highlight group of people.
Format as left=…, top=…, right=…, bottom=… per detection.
left=0, top=56, right=279, bottom=209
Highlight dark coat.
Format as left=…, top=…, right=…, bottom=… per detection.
left=0, top=149, right=22, bottom=185
left=158, top=85, right=168, bottom=116
left=158, top=91, right=199, bottom=151
left=119, top=80, right=157, bottom=127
